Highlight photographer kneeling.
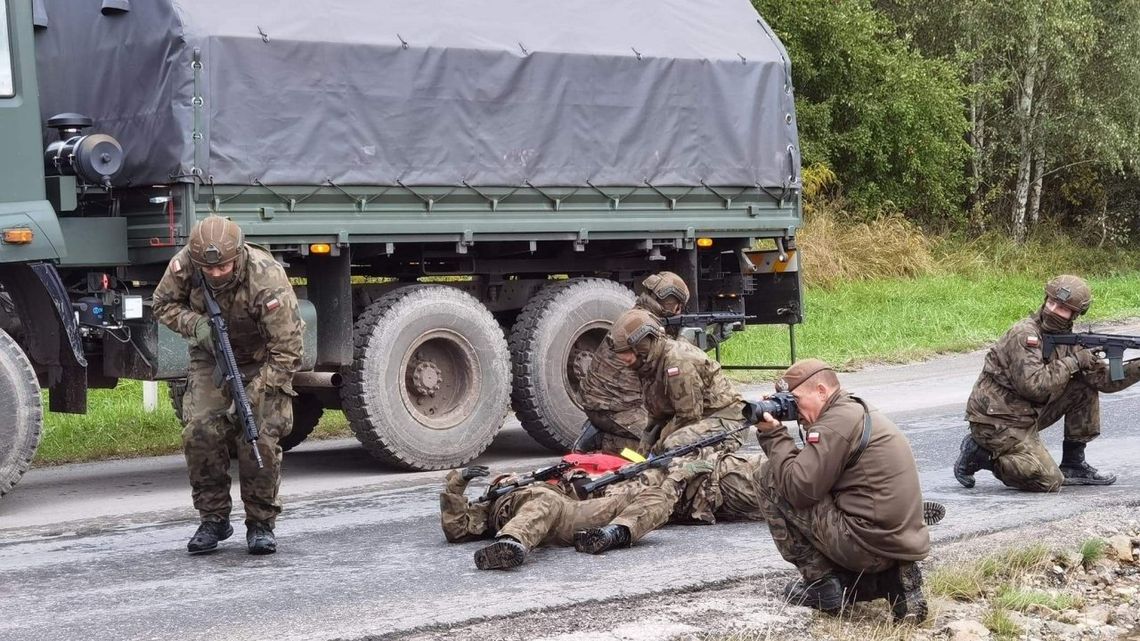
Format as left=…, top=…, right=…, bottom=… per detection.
left=752, top=359, right=931, bottom=623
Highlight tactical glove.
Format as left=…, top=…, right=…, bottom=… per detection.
left=193, top=317, right=214, bottom=354
left=461, top=465, right=490, bottom=481
left=1072, top=348, right=1101, bottom=372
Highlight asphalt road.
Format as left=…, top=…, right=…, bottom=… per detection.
left=3, top=343, right=1140, bottom=641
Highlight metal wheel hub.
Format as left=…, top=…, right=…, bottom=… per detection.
left=411, top=361, right=443, bottom=397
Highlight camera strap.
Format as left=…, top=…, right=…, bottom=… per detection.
left=845, top=396, right=873, bottom=471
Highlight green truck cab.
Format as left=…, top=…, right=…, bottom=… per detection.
left=0, top=0, right=803, bottom=496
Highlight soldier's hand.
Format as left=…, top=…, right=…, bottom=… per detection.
left=461, top=465, right=490, bottom=481
left=681, top=460, right=715, bottom=477
left=1073, top=348, right=1102, bottom=371
left=193, top=317, right=214, bottom=354
left=755, top=411, right=784, bottom=434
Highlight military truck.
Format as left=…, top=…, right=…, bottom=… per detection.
left=0, top=0, right=803, bottom=496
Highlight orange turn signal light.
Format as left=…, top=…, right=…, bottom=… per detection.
left=2, top=228, right=34, bottom=245
left=309, top=243, right=332, bottom=254
left=696, top=237, right=714, bottom=248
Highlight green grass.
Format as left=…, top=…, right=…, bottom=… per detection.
left=994, top=586, right=1080, bottom=612
left=928, top=544, right=1051, bottom=601
left=720, top=272, right=1140, bottom=379
left=983, top=606, right=1022, bottom=640
left=1080, top=538, right=1107, bottom=566
left=37, top=381, right=351, bottom=465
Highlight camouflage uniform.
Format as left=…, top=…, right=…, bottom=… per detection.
left=152, top=244, right=303, bottom=527
left=580, top=292, right=678, bottom=452
left=759, top=390, right=929, bottom=581
left=964, top=310, right=1140, bottom=492
left=439, top=470, right=676, bottom=550
left=665, top=451, right=767, bottom=524
left=636, top=336, right=746, bottom=454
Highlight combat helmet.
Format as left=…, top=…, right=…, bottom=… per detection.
left=642, top=272, right=690, bottom=306
left=188, top=215, right=245, bottom=266
left=1044, top=275, right=1092, bottom=315
left=608, top=308, right=664, bottom=354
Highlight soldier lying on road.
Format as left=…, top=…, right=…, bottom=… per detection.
left=439, top=464, right=701, bottom=570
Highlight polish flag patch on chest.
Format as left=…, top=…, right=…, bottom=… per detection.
left=1026, top=335, right=1040, bottom=348
left=806, top=431, right=821, bottom=444
left=666, top=366, right=680, bottom=377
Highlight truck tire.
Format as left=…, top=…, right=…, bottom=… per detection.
left=342, top=286, right=510, bottom=470
left=171, top=379, right=322, bottom=453
left=280, top=393, right=323, bottom=452
left=509, top=278, right=634, bottom=451
left=0, top=329, right=43, bottom=498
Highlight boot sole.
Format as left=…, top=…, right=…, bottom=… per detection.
left=1061, top=475, right=1117, bottom=486
left=922, top=501, right=946, bottom=526
left=247, top=544, right=277, bottom=555
left=474, top=541, right=526, bottom=570
left=574, top=529, right=613, bottom=555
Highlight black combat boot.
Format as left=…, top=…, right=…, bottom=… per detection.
left=474, top=537, right=527, bottom=570
left=782, top=574, right=844, bottom=615
left=882, top=561, right=928, bottom=623
left=922, top=500, right=946, bottom=526
left=953, top=434, right=992, bottom=488
left=187, top=520, right=233, bottom=555
left=1059, top=441, right=1117, bottom=486
left=246, top=521, right=277, bottom=555
left=573, top=525, right=632, bottom=554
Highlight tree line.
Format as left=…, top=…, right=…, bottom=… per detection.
left=756, top=0, right=1140, bottom=244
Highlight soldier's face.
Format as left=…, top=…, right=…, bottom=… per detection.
left=1044, top=298, right=1075, bottom=320
left=202, top=260, right=237, bottom=287
left=615, top=349, right=639, bottom=368
left=790, top=382, right=828, bottom=425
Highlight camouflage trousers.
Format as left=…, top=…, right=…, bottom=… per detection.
left=585, top=407, right=647, bottom=454
left=970, top=376, right=1103, bottom=493
left=646, top=416, right=745, bottom=456
left=758, top=464, right=892, bottom=581
left=182, top=358, right=293, bottom=526
left=496, top=483, right=675, bottom=550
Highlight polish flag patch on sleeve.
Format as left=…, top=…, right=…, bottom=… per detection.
left=171, top=259, right=182, bottom=273
left=1026, top=335, right=1040, bottom=348
left=666, top=366, right=680, bottom=377
left=265, top=298, right=281, bottom=312
left=806, top=431, right=821, bottom=444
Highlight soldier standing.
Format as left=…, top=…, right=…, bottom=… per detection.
left=607, top=308, right=746, bottom=455
left=578, top=272, right=691, bottom=453
left=955, top=275, right=1140, bottom=492
left=755, top=359, right=930, bottom=622
left=153, top=216, right=303, bottom=555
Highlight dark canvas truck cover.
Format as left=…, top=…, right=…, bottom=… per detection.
left=33, top=0, right=800, bottom=189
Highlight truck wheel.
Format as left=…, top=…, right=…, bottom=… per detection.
left=0, top=329, right=43, bottom=497
left=342, top=286, right=510, bottom=470
left=509, top=278, right=634, bottom=451
left=280, top=393, right=323, bottom=452
left=168, top=379, right=188, bottom=424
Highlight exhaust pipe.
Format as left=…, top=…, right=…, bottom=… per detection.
left=291, top=371, right=343, bottom=389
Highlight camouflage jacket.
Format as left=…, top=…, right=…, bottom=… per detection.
left=439, top=470, right=572, bottom=543
left=637, top=337, right=743, bottom=441
left=580, top=296, right=666, bottom=412
left=152, top=245, right=303, bottom=392
left=965, top=313, right=1105, bottom=429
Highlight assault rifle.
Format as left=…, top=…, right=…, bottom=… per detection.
left=1042, top=332, right=1140, bottom=382
left=201, top=275, right=264, bottom=469
left=578, top=422, right=752, bottom=496
left=663, top=312, right=755, bottom=351
left=475, top=461, right=573, bottom=504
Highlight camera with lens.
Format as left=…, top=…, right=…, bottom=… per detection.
left=743, top=391, right=799, bottom=423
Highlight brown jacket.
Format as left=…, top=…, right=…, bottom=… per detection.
left=758, top=391, right=929, bottom=561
